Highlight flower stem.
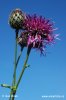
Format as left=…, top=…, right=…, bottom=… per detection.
left=16, top=47, right=23, bottom=68
left=9, top=30, right=18, bottom=100
left=9, top=47, right=31, bottom=100
left=16, top=47, right=31, bottom=90
left=13, top=30, right=18, bottom=85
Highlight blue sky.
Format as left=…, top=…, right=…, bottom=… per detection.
left=0, top=0, right=66, bottom=100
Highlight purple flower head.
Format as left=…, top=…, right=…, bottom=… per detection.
left=24, top=14, right=54, bottom=33
left=18, top=14, right=58, bottom=55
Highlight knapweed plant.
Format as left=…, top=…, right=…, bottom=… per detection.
left=1, top=8, right=58, bottom=100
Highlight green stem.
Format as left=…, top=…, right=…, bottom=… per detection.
left=16, top=47, right=31, bottom=90
left=13, top=30, right=18, bottom=85
left=16, top=47, right=23, bottom=68
left=9, top=30, right=18, bottom=100
left=9, top=47, right=23, bottom=100
left=10, top=47, right=31, bottom=100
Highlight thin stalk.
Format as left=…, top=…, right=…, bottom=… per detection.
left=10, top=91, right=16, bottom=100
left=9, top=30, right=18, bottom=100
left=13, top=30, right=18, bottom=85
left=16, top=47, right=23, bottom=68
left=16, top=47, right=31, bottom=90
left=10, top=47, right=31, bottom=100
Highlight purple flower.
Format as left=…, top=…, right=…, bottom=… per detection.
left=18, top=14, right=58, bottom=54
left=23, top=14, right=54, bottom=33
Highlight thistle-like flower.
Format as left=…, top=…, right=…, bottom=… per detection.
left=18, top=14, right=58, bottom=54
left=9, top=9, right=26, bottom=30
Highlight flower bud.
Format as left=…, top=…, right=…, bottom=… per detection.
left=9, top=9, right=26, bottom=29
